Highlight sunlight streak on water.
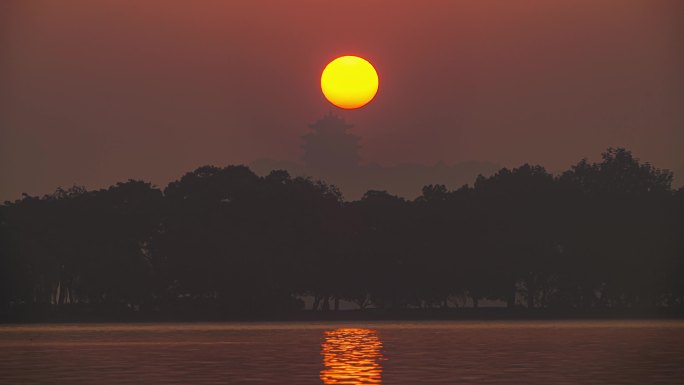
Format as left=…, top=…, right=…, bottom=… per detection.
left=320, top=328, right=383, bottom=384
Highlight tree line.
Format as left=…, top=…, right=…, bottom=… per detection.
left=1, top=148, right=682, bottom=319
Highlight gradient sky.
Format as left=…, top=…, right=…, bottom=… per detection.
left=1, top=0, right=682, bottom=200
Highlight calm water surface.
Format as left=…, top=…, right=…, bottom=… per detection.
left=1, top=320, right=683, bottom=384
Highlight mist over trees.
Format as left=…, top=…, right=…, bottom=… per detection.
left=250, top=113, right=501, bottom=200
left=1, top=148, right=682, bottom=319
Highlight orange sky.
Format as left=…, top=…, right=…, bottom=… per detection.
left=1, top=0, right=682, bottom=200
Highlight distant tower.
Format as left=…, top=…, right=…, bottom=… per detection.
left=301, top=113, right=361, bottom=175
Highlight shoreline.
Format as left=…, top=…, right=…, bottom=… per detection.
left=3, top=307, right=683, bottom=324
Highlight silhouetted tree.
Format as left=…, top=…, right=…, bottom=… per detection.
left=1, top=147, right=681, bottom=320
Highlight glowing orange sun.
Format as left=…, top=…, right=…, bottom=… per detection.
left=321, top=55, right=379, bottom=109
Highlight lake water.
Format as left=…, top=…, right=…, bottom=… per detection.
left=1, top=320, right=683, bottom=384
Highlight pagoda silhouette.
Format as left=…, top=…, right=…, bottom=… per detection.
left=301, top=112, right=361, bottom=176
left=249, top=113, right=499, bottom=200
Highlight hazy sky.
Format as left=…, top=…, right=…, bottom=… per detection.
left=1, top=0, right=682, bottom=200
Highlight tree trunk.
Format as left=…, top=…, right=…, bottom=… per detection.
left=322, top=296, right=330, bottom=312
left=473, top=296, right=479, bottom=309
left=582, top=285, right=593, bottom=309
left=527, top=282, right=535, bottom=309
left=334, top=296, right=340, bottom=311
left=507, top=285, right=516, bottom=308
left=312, top=295, right=321, bottom=311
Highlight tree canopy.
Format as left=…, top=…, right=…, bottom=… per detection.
left=1, top=148, right=682, bottom=319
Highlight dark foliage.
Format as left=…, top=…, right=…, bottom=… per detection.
left=1, top=148, right=682, bottom=319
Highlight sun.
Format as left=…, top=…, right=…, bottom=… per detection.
left=321, top=56, right=379, bottom=109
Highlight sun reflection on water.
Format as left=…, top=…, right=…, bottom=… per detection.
left=320, top=328, right=384, bottom=384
